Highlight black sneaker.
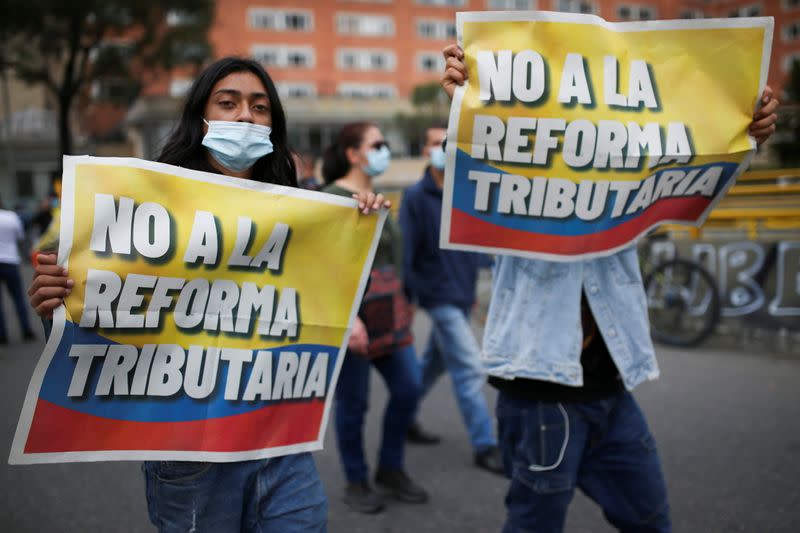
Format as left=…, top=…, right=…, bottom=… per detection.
left=407, top=421, right=441, bottom=445
left=343, top=481, right=385, bottom=514
left=474, top=445, right=505, bottom=475
left=375, top=468, right=429, bottom=504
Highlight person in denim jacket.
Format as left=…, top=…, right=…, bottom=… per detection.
left=27, top=57, right=389, bottom=533
left=440, top=44, right=779, bottom=533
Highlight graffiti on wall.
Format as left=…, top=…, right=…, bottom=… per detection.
left=647, top=240, right=800, bottom=323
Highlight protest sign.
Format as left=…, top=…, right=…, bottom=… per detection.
left=10, top=156, right=385, bottom=463
left=441, top=11, right=773, bottom=260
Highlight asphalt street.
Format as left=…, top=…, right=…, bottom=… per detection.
left=1, top=266, right=799, bottom=532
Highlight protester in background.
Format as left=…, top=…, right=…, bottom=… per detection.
left=30, top=195, right=55, bottom=239
left=440, top=44, right=779, bottom=533
left=33, top=187, right=61, bottom=258
left=294, top=151, right=321, bottom=190
left=322, top=121, right=428, bottom=514
left=0, top=196, right=36, bottom=344
left=400, top=125, right=503, bottom=475
left=14, top=202, right=32, bottom=261
left=27, top=56, right=388, bottom=533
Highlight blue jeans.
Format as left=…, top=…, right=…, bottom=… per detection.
left=497, top=390, right=670, bottom=533
left=334, top=344, right=421, bottom=483
left=0, top=262, right=33, bottom=340
left=421, top=304, right=496, bottom=452
left=143, top=454, right=327, bottom=533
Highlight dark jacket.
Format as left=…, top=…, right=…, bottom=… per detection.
left=399, top=169, right=489, bottom=311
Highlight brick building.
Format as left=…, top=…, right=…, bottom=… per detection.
left=118, top=0, right=799, bottom=160
left=3, top=1, right=796, bottom=207
left=160, top=0, right=800, bottom=101
left=196, top=0, right=797, bottom=99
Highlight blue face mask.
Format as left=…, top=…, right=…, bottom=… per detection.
left=430, top=146, right=446, bottom=170
left=202, top=119, right=273, bottom=172
left=362, top=145, right=391, bottom=177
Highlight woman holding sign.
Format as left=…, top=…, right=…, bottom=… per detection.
left=322, top=122, right=428, bottom=513
left=27, top=57, right=389, bottom=533
left=440, top=44, right=778, bottom=533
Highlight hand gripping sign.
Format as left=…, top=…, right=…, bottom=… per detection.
left=10, top=156, right=386, bottom=463
left=441, top=11, right=773, bottom=260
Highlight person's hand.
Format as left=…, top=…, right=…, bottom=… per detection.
left=750, top=85, right=779, bottom=146
left=348, top=316, right=369, bottom=355
left=352, top=191, right=391, bottom=214
left=28, top=253, right=73, bottom=319
left=441, top=44, right=467, bottom=100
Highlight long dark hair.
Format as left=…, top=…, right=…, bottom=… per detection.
left=321, top=121, right=376, bottom=184
left=158, top=57, right=297, bottom=187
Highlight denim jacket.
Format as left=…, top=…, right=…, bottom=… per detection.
left=481, top=246, right=659, bottom=391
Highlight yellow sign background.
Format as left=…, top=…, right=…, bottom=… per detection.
left=64, top=162, right=379, bottom=350
left=457, top=19, right=766, bottom=183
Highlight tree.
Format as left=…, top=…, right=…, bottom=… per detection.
left=396, top=82, right=451, bottom=155
left=0, top=0, right=213, bottom=160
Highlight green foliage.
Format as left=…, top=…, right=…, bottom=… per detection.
left=0, top=0, right=214, bottom=153
left=412, top=82, right=444, bottom=106
left=399, top=82, right=450, bottom=155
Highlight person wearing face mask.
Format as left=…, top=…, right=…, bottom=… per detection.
left=399, top=126, right=503, bottom=474
left=26, top=57, right=389, bottom=533
left=321, top=122, right=428, bottom=514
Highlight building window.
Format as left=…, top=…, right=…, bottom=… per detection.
left=336, top=13, right=395, bottom=36
left=90, top=79, right=138, bottom=102
left=249, top=8, right=313, bottom=31
left=617, top=5, right=656, bottom=20
left=555, top=0, right=597, bottom=14
left=251, top=45, right=315, bottom=68
left=166, top=9, right=203, bottom=26
left=169, top=78, right=193, bottom=98
left=416, top=0, right=465, bottom=6
left=89, top=42, right=133, bottom=63
left=16, top=170, right=34, bottom=197
left=785, top=0, right=800, bottom=10
left=417, top=51, right=445, bottom=72
left=287, top=50, right=311, bottom=67
left=784, top=21, right=800, bottom=41
left=487, top=0, right=536, bottom=8
left=337, top=49, right=396, bottom=71
left=679, top=9, right=703, bottom=19
left=337, top=83, right=397, bottom=99
left=417, top=19, right=457, bottom=40
left=729, top=4, right=762, bottom=17
left=276, top=83, right=316, bottom=98
left=783, top=53, right=800, bottom=73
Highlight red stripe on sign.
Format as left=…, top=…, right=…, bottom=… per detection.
left=24, top=398, right=325, bottom=453
left=450, top=196, right=710, bottom=255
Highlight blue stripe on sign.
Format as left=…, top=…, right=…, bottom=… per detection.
left=39, top=321, right=339, bottom=422
left=451, top=148, right=737, bottom=236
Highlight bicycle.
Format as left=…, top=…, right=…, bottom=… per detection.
left=639, top=235, right=721, bottom=347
